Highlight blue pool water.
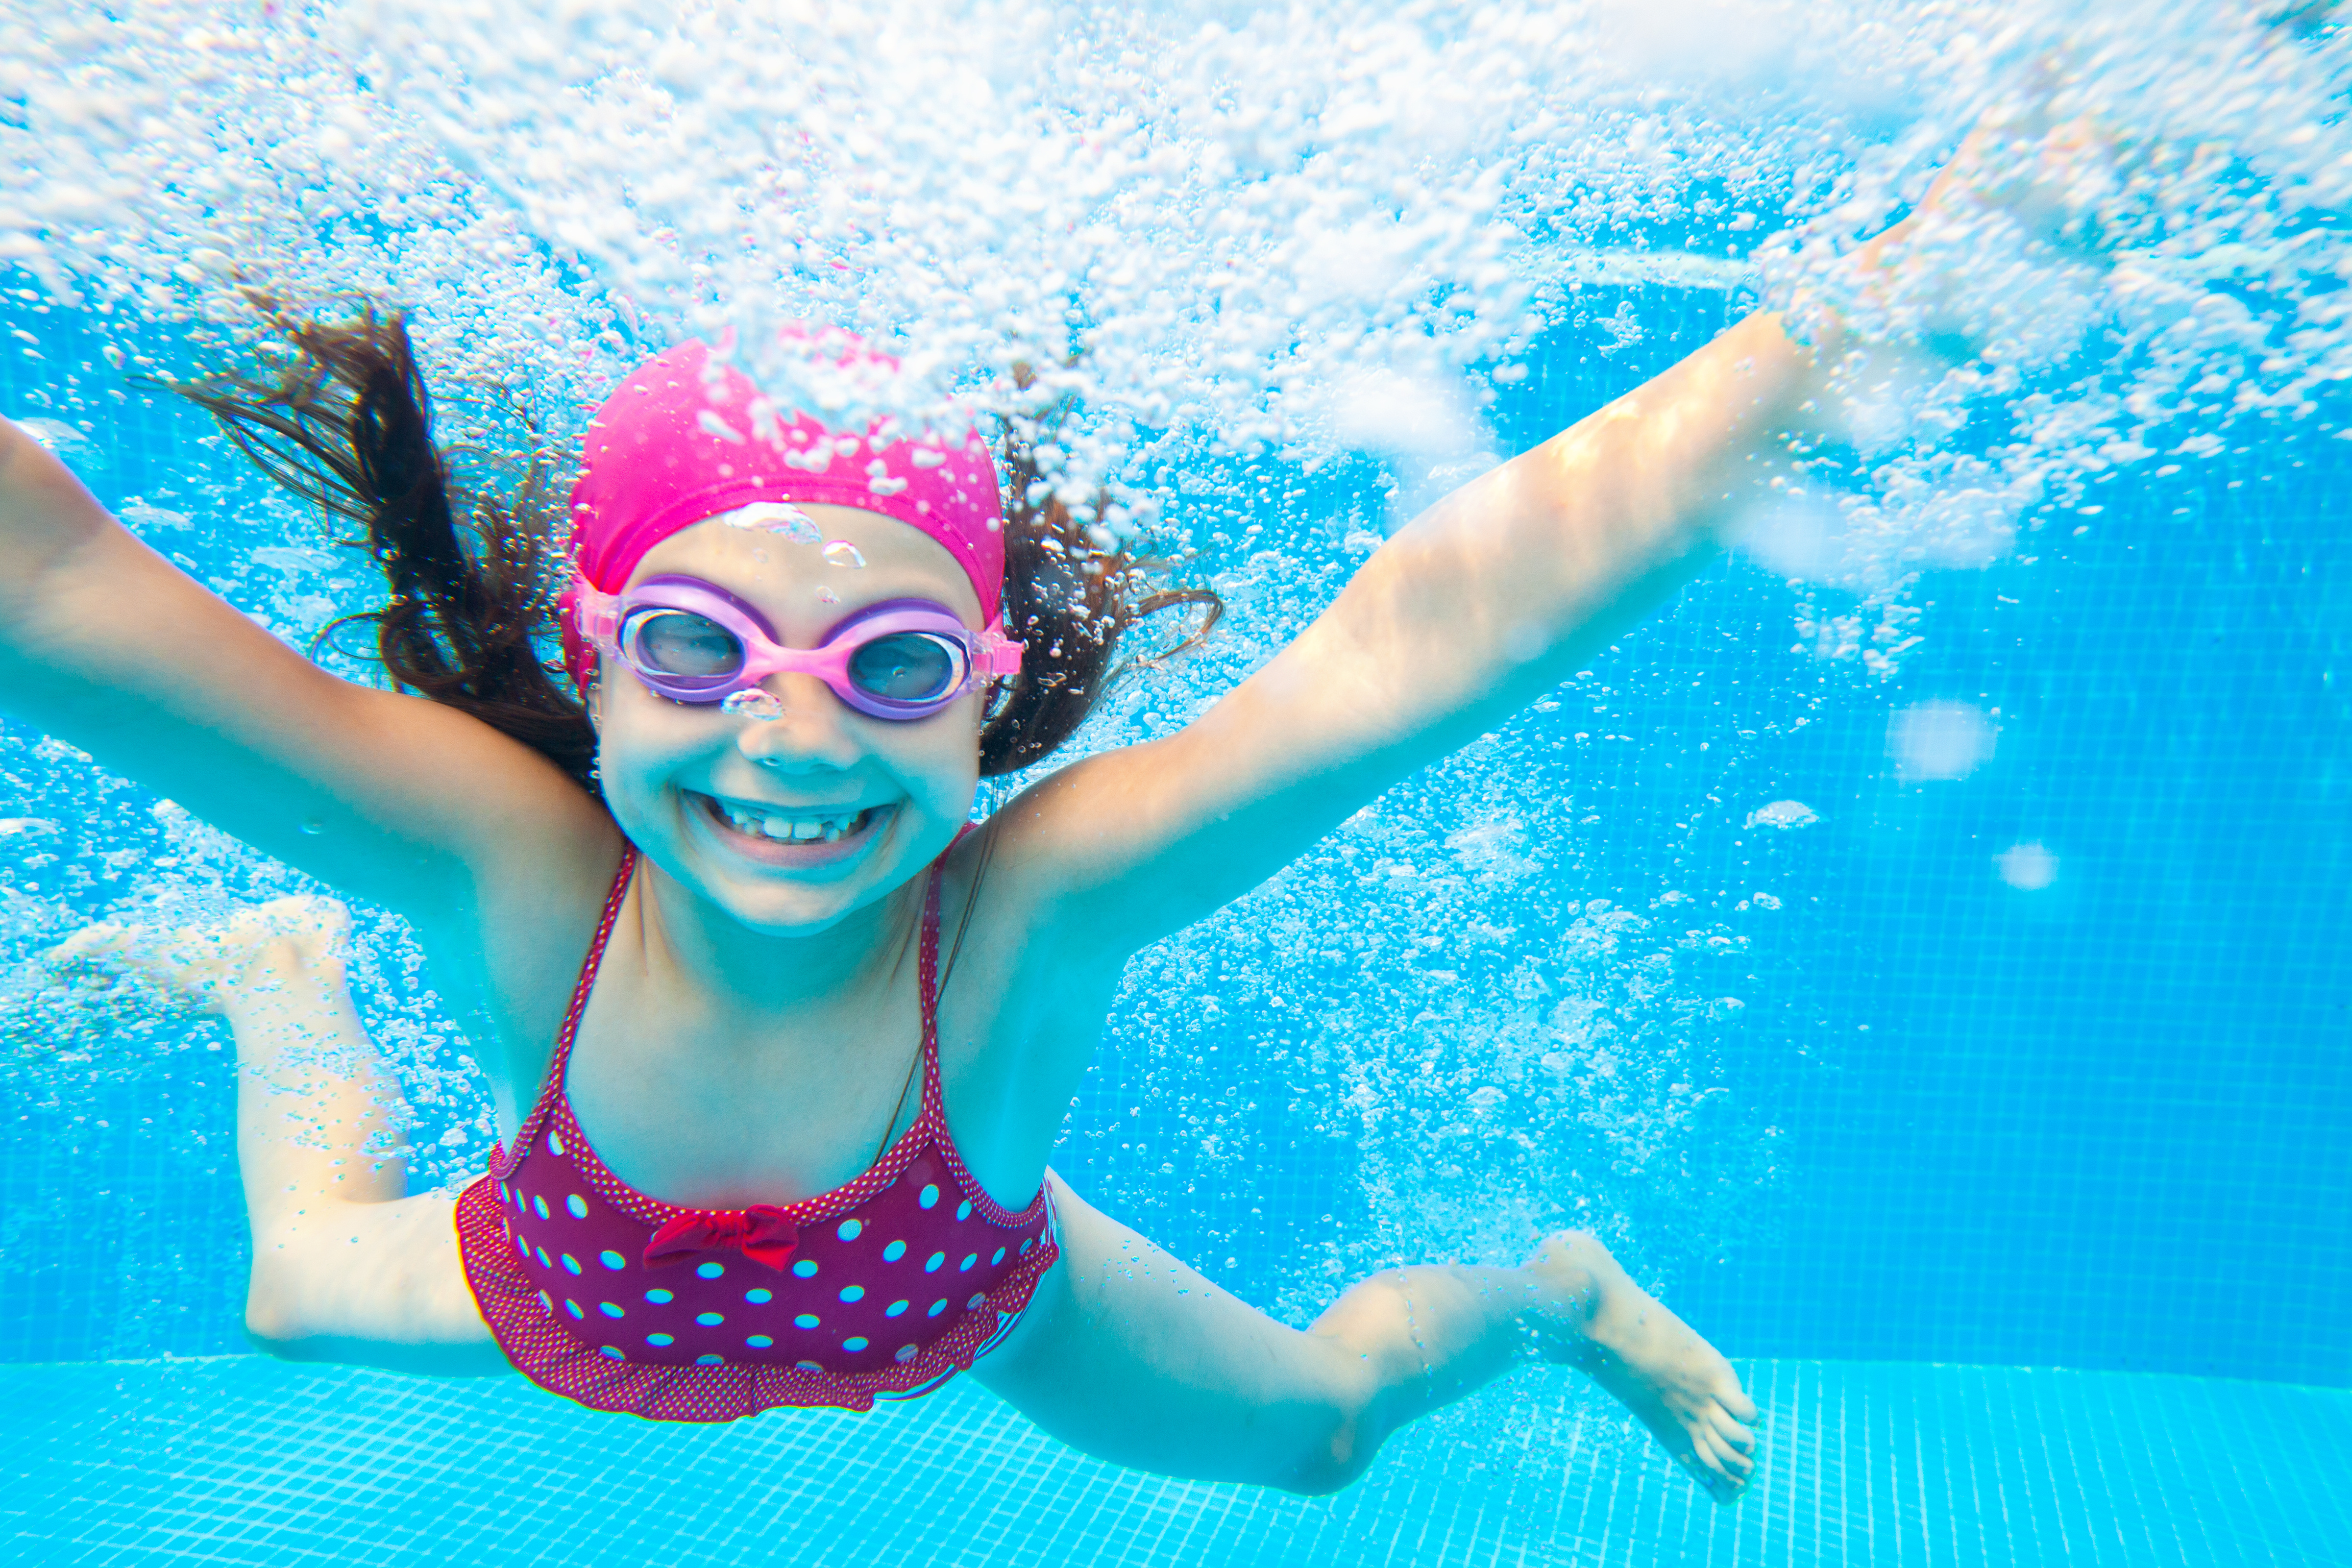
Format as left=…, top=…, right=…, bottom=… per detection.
left=3, top=4, right=2351, bottom=1563
left=3, top=267, right=2343, bottom=1565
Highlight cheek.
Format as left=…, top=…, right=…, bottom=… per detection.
left=591, top=695, right=705, bottom=803
left=881, top=713, right=984, bottom=808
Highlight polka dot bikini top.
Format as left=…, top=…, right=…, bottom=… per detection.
left=452, top=846, right=1058, bottom=1423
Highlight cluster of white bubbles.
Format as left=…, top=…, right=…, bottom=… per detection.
left=0, top=0, right=2346, bottom=1379
left=3, top=2, right=2342, bottom=588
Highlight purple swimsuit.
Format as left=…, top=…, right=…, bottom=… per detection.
left=454, top=849, right=1058, bottom=1422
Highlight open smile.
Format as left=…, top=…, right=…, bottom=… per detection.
left=692, top=792, right=890, bottom=867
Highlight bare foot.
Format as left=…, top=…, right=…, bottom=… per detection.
left=44, top=897, right=352, bottom=1017
left=1520, top=1231, right=1759, bottom=1504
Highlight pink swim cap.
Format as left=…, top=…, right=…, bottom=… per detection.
left=561, top=333, right=1007, bottom=687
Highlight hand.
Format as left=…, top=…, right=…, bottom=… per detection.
left=1790, top=91, right=2122, bottom=377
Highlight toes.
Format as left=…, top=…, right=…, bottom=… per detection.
left=1679, top=1448, right=1743, bottom=1505
left=1709, top=1404, right=1758, bottom=1455
left=1692, top=1451, right=1751, bottom=1503
left=1692, top=1423, right=1752, bottom=1479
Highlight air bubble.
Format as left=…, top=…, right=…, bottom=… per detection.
left=721, top=689, right=784, bottom=720
left=821, top=541, right=866, bottom=569
left=722, top=503, right=821, bottom=544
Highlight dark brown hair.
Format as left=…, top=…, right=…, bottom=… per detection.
left=172, top=306, right=1219, bottom=794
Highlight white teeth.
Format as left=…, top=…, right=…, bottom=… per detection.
left=718, top=802, right=866, bottom=845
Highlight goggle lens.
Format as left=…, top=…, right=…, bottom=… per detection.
left=623, top=608, right=745, bottom=680
left=846, top=631, right=965, bottom=704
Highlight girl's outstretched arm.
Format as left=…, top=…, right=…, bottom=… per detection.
left=0, top=423, right=616, bottom=980
left=991, top=118, right=2110, bottom=966
left=1000, top=303, right=1820, bottom=954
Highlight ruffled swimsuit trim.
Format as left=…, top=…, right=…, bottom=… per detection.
left=454, top=844, right=1058, bottom=1422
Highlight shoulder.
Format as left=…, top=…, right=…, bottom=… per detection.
left=934, top=805, right=1128, bottom=1029
left=420, top=797, right=633, bottom=1115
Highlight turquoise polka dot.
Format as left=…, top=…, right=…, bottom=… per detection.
left=599, top=1302, right=624, bottom=1319
left=925, top=1252, right=945, bottom=1273
left=885, top=1300, right=909, bottom=1318
left=745, top=1288, right=773, bottom=1304
left=918, top=1184, right=940, bottom=1209
left=838, top=1284, right=864, bottom=1303
left=746, top=1335, right=774, bottom=1349
left=696, top=1354, right=723, bottom=1366
left=928, top=1299, right=947, bottom=1317
left=882, top=1240, right=906, bottom=1263
left=644, top=1288, right=674, bottom=1305
left=792, top=1259, right=818, bottom=1279
left=794, top=1314, right=820, bottom=1329
left=646, top=1332, right=674, bottom=1348
left=837, top=1218, right=863, bottom=1242
left=696, top=1262, right=725, bottom=1280
left=842, top=1337, right=869, bottom=1353
left=696, top=1312, right=724, bottom=1327
left=955, top=1200, right=973, bottom=1222
left=600, top=1250, right=626, bottom=1271
left=598, top=1345, right=624, bottom=1360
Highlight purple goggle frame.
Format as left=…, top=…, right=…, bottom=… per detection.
left=573, top=574, right=1025, bottom=721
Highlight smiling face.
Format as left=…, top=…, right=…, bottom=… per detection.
left=589, top=503, right=988, bottom=937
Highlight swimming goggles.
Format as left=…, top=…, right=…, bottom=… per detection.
left=572, top=575, right=1025, bottom=721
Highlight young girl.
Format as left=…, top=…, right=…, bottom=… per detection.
left=0, top=187, right=1951, bottom=1495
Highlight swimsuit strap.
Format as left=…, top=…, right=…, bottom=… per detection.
left=914, top=851, right=946, bottom=1121
left=912, top=823, right=980, bottom=1122
left=515, top=847, right=636, bottom=1151
left=521, top=833, right=964, bottom=1152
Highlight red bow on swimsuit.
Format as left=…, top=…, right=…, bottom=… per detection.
left=643, top=1205, right=801, bottom=1271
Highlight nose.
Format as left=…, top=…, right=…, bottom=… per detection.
left=731, top=674, right=863, bottom=773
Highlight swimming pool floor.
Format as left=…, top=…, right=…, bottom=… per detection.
left=0, top=1357, right=2339, bottom=1566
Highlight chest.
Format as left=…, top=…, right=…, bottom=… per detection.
left=562, top=960, right=930, bottom=1211
left=465, top=858, right=1120, bottom=1219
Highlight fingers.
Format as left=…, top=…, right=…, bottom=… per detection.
left=42, top=921, right=131, bottom=967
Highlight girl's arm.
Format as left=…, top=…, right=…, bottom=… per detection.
left=0, top=421, right=615, bottom=937
left=992, top=306, right=1819, bottom=956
